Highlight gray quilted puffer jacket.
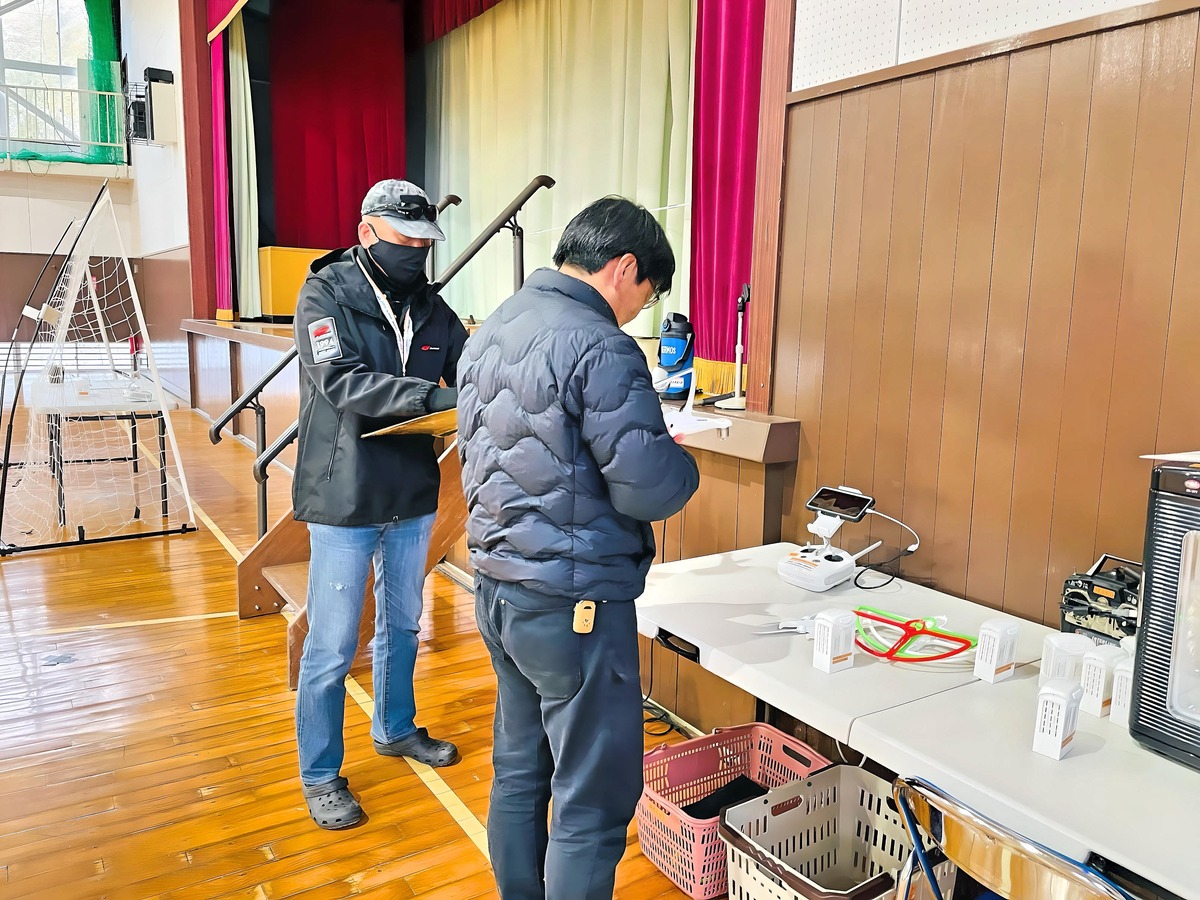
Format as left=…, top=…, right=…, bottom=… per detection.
left=457, top=268, right=700, bottom=605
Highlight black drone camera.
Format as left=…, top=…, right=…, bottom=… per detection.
left=1059, top=554, right=1142, bottom=645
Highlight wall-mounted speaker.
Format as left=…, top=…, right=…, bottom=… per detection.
left=145, top=68, right=177, bottom=145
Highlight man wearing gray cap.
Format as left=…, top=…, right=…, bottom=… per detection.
left=292, top=179, right=467, bottom=830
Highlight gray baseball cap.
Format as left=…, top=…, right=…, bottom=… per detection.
left=361, top=179, right=446, bottom=241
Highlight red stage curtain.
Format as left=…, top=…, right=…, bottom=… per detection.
left=690, top=0, right=766, bottom=362
left=420, top=0, right=504, bottom=44
left=271, top=0, right=407, bottom=251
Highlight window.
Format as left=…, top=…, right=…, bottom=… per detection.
left=0, top=0, right=124, bottom=165
left=0, top=0, right=92, bottom=86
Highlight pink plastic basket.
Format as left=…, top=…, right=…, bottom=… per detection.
left=636, top=724, right=832, bottom=899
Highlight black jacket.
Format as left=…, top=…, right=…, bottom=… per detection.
left=292, top=247, right=468, bottom=526
left=457, top=268, right=700, bottom=604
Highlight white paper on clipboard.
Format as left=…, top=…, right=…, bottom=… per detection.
left=1141, top=451, right=1200, bottom=463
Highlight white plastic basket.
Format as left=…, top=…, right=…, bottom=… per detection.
left=719, top=765, right=957, bottom=900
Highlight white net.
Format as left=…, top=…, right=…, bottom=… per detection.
left=0, top=188, right=194, bottom=551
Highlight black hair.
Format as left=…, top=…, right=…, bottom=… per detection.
left=552, top=196, right=675, bottom=295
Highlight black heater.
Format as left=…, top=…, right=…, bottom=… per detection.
left=1129, top=464, right=1200, bottom=773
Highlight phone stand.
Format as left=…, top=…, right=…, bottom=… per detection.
left=652, top=366, right=732, bottom=440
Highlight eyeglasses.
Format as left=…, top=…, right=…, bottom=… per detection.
left=363, top=196, right=437, bottom=223
left=641, top=285, right=664, bottom=311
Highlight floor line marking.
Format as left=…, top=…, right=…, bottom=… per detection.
left=190, top=498, right=244, bottom=564
left=131, top=439, right=244, bottom=564
left=7, top=610, right=239, bottom=639
left=344, top=674, right=490, bottom=857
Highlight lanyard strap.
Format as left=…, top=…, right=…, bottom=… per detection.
left=355, top=255, right=413, bottom=374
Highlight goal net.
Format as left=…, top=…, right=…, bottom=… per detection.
left=0, top=185, right=194, bottom=553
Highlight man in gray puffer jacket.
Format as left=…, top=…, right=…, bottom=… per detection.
left=457, top=197, right=700, bottom=899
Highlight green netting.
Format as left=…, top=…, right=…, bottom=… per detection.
left=3, top=0, right=125, bottom=165
left=80, top=0, right=123, bottom=164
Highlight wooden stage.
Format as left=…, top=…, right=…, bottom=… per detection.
left=0, top=409, right=686, bottom=898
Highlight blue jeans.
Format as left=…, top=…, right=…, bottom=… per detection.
left=295, top=514, right=435, bottom=788
left=475, top=574, right=645, bottom=900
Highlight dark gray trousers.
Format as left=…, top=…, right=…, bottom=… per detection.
left=474, top=574, right=645, bottom=900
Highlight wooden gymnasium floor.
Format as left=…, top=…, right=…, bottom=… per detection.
left=0, top=409, right=687, bottom=899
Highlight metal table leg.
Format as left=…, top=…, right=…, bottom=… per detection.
left=50, top=413, right=65, bottom=527
left=130, top=414, right=140, bottom=473
left=157, top=413, right=168, bottom=518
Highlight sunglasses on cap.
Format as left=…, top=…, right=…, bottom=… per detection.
left=363, top=196, right=438, bottom=223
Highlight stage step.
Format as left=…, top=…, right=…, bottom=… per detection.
left=261, top=562, right=308, bottom=614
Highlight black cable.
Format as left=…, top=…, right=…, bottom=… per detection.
left=642, top=518, right=676, bottom=737
left=853, top=549, right=911, bottom=590
left=642, top=628, right=674, bottom=736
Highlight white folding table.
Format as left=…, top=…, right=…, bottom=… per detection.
left=635, top=543, right=1051, bottom=743
left=24, top=375, right=174, bottom=527
left=850, top=667, right=1200, bottom=899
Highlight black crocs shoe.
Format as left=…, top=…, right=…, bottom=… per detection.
left=303, top=776, right=364, bottom=830
left=374, top=727, right=461, bottom=767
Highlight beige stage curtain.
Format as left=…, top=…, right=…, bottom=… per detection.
left=424, top=0, right=695, bottom=336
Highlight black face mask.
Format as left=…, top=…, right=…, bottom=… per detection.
left=366, top=226, right=430, bottom=289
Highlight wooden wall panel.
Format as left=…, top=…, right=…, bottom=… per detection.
left=901, top=69, right=969, bottom=586
left=661, top=503, right=685, bottom=563
left=812, top=91, right=869, bottom=498
left=870, top=76, right=934, bottom=557
left=653, top=451, right=777, bottom=564
left=785, top=99, right=840, bottom=540
left=674, top=661, right=758, bottom=734
left=771, top=104, right=816, bottom=426
left=681, top=452, right=741, bottom=559
left=139, top=247, right=193, bottom=404
left=0, top=252, right=64, bottom=339
left=1041, top=25, right=1146, bottom=622
left=771, top=10, right=1200, bottom=625
left=1002, top=36, right=1094, bottom=624
left=932, top=57, right=1009, bottom=598
left=190, top=333, right=234, bottom=422
left=965, top=48, right=1051, bottom=611
left=1158, top=23, right=1200, bottom=459
left=736, top=462, right=769, bottom=549
left=1093, top=15, right=1197, bottom=560
left=844, top=84, right=900, bottom=515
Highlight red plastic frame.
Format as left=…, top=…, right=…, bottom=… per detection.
left=853, top=607, right=975, bottom=662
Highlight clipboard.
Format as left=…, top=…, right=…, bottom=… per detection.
left=364, top=408, right=459, bottom=438
left=1140, top=450, right=1200, bottom=463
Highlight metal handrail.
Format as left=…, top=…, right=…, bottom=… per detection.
left=208, top=348, right=297, bottom=446
left=239, top=178, right=556, bottom=534
left=253, top=421, right=298, bottom=485
left=209, top=347, right=297, bottom=539
left=432, top=175, right=555, bottom=292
